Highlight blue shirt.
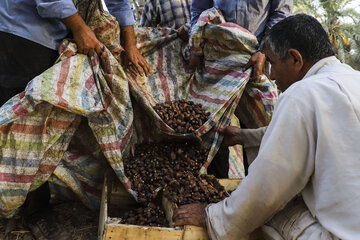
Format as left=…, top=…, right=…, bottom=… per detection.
left=191, top=0, right=292, bottom=42
left=0, top=0, right=135, bottom=50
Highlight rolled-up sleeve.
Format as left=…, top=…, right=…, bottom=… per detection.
left=105, top=0, right=135, bottom=26
left=35, top=0, right=77, bottom=19
left=265, top=0, right=293, bottom=33
left=242, top=127, right=267, bottom=148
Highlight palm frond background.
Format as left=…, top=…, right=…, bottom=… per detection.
left=294, top=0, right=360, bottom=69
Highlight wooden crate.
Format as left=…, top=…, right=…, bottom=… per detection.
left=98, top=171, right=262, bottom=240
left=98, top=171, right=184, bottom=240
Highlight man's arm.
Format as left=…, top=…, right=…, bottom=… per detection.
left=188, top=0, right=213, bottom=73
left=242, top=51, right=266, bottom=81
left=62, top=13, right=102, bottom=56
left=265, top=0, right=293, bottom=34
left=219, top=126, right=267, bottom=148
left=121, top=25, right=151, bottom=77
left=35, top=0, right=101, bottom=56
left=175, top=94, right=315, bottom=239
left=244, top=0, right=292, bottom=80
left=206, top=95, right=314, bottom=239
left=105, top=0, right=151, bottom=78
left=219, top=126, right=267, bottom=166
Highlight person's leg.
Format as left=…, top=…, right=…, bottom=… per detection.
left=0, top=32, right=70, bottom=239
left=0, top=30, right=58, bottom=215
left=297, top=222, right=340, bottom=240
left=0, top=31, right=58, bottom=106
left=23, top=183, right=51, bottom=217
left=267, top=196, right=339, bottom=240
left=0, top=86, right=25, bottom=106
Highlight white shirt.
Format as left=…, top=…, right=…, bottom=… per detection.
left=206, top=56, right=360, bottom=240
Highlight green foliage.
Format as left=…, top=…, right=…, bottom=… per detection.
left=294, top=0, right=360, bottom=69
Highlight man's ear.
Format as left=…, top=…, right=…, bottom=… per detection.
left=287, top=49, right=303, bottom=71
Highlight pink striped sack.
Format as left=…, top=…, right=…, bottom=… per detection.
left=0, top=2, right=133, bottom=216
left=129, top=8, right=277, bottom=176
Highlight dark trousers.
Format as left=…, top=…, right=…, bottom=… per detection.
left=0, top=31, right=58, bottom=105
left=0, top=31, right=58, bottom=214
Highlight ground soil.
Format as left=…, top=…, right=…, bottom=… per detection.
left=0, top=202, right=98, bottom=240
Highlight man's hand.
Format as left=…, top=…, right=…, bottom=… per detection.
left=123, top=45, right=151, bottom=78
left=73, top=26, right=102, bottom=56
left=173, top=203, right=207, bottom=228
left=121, top=26, right=151, bottom=79
left=62, top=13, right=102, bottom=56
left=243, top=51, right=266, bottom=81
left=189, top=53, right=204, bottom=74
left=177, top=25, right=189, bottom=42
left=218, top=126, right=243, bottom=147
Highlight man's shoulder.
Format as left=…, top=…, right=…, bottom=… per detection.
left=281, top=66, right=360, bottom=111
left=283, top=75, right=330, bottom=99
left=291, top=64, right=360, bottom=94
left=278, top=74, right=340, bottom=112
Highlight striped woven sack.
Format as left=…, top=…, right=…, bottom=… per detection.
left=0, top=1, right=134, bottom=215
left=128, top=7, right=277, bottom=175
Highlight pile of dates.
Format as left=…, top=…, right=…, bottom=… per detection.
left=124, top=140, right=228, bottom=226
left=120, top=203, right=168, bottom=227
left=164, top=174, right=228, bottom=205
left=124, top=140, right=208, bottom=203
left=154, top=100, right=210, bottom=133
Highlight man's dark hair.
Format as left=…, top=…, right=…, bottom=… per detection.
left=260, top=14, right=335, bottom=63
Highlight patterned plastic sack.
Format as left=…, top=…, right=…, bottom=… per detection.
left=0, top=5, right=133, bottom=216
left=129, top=8, right=277, bottom=174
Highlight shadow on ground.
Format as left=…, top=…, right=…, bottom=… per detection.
left=0, top=202, right=98, bottom=240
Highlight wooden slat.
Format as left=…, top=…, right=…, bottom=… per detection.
left=98, top=170, right=110, bottom=240
left=171, top=179, right=248, bottom=240
left=101, top=176, right=251, bottom=240
left=182, top=226, right=209, bottom=240
left=182, top=225, right=250, bottom=240
left=103, top=224, right=184, bottom=240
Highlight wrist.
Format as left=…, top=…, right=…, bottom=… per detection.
left=62, top=13, right=86, bottom=33
left=236, top=131, right=244, bottom=145
left=124, top=43, right=137, bottom=51
left=120, top=25, right=137, bottom=50
left=201, top=203, right=209, bottom=228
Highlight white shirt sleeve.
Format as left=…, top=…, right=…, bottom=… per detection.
left=242, top=126, right=267, bottom=148
left=206, top=94, right=316, bottom=240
